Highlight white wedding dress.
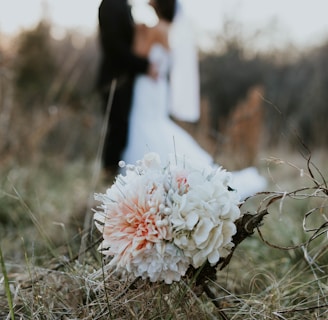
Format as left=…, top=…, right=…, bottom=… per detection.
left=123, top=43, right=213, bottom=167
left=122, top=43, right=267, bottom=199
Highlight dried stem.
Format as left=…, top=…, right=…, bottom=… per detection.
left=188, top=209, right=269, bottom=316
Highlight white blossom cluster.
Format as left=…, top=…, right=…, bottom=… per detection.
left=94, top=152, right=241, bottom=284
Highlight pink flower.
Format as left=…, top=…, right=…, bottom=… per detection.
left=172, top=169, right=189, bottom=194
left=94, top=175, right=171, bottom=272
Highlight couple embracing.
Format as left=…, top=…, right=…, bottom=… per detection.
left=97, top=0, right=211, bottom=179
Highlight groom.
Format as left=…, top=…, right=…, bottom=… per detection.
left=97, top=0, right=157, bottom=177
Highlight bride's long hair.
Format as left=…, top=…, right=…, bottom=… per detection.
left=152, top=0, right=176, bottom=23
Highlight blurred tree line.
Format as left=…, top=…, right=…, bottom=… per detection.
left=0, top=20, right=101, bottom=164
left=1, top=19, right=328, bottom=165
left=13, top=20, right=99, bottom=108
left=200, top=36, right=328, bottom=149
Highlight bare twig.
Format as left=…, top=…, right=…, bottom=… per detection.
left=275, top=303, right=328, bottom=315
left=186, top=209, right=269, bottom=317
left=79, top=79, right=117, bottom=263
left=219, top=210, right=269, bottom=270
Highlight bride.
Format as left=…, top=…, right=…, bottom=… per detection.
left=123, top=0, right=266, bottom=199
left=123, top=0, right=213, bottom=166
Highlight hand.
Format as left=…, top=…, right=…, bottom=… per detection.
left=148, top=63, right=158, bottom=80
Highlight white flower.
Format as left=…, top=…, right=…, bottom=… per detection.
left=129, top=242, right=190, bottom=284
left=94, top=152, right=241, bottom=283
left=141, top=152, right=162, bottom=170
left=169, top=165, right=241, bottom=268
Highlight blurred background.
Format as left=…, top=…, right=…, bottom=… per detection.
left=1, top=0, right=328, bottom=169
left=1, top=0, right=328, bottom=239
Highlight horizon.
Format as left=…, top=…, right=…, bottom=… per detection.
left=1, top=0, right=328, bottom=51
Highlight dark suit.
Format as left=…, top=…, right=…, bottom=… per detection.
left=97, top=0, right=149, bottom=170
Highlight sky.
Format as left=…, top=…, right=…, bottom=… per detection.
left=1, top=0, right=328, bottom=51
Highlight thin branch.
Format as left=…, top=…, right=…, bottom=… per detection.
left=275, top=303, right=328, bottom=315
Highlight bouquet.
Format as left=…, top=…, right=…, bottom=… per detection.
left=93, top=152, right=242, bottom=284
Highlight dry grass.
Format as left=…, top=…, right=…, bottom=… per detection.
left=1, top=148, right=328, bottom=319
left=1, top=86, right=327, bottom=318
left=1, top=57, right=328, bottom=319
left=2, top=24, right=328, bottom=318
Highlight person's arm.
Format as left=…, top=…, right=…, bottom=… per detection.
left=99, top=1, right=149, bottom=75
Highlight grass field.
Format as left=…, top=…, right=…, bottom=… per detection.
left=1, top=147, right=327, bottom=320
left=1, top=19, right=328, bottom=319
